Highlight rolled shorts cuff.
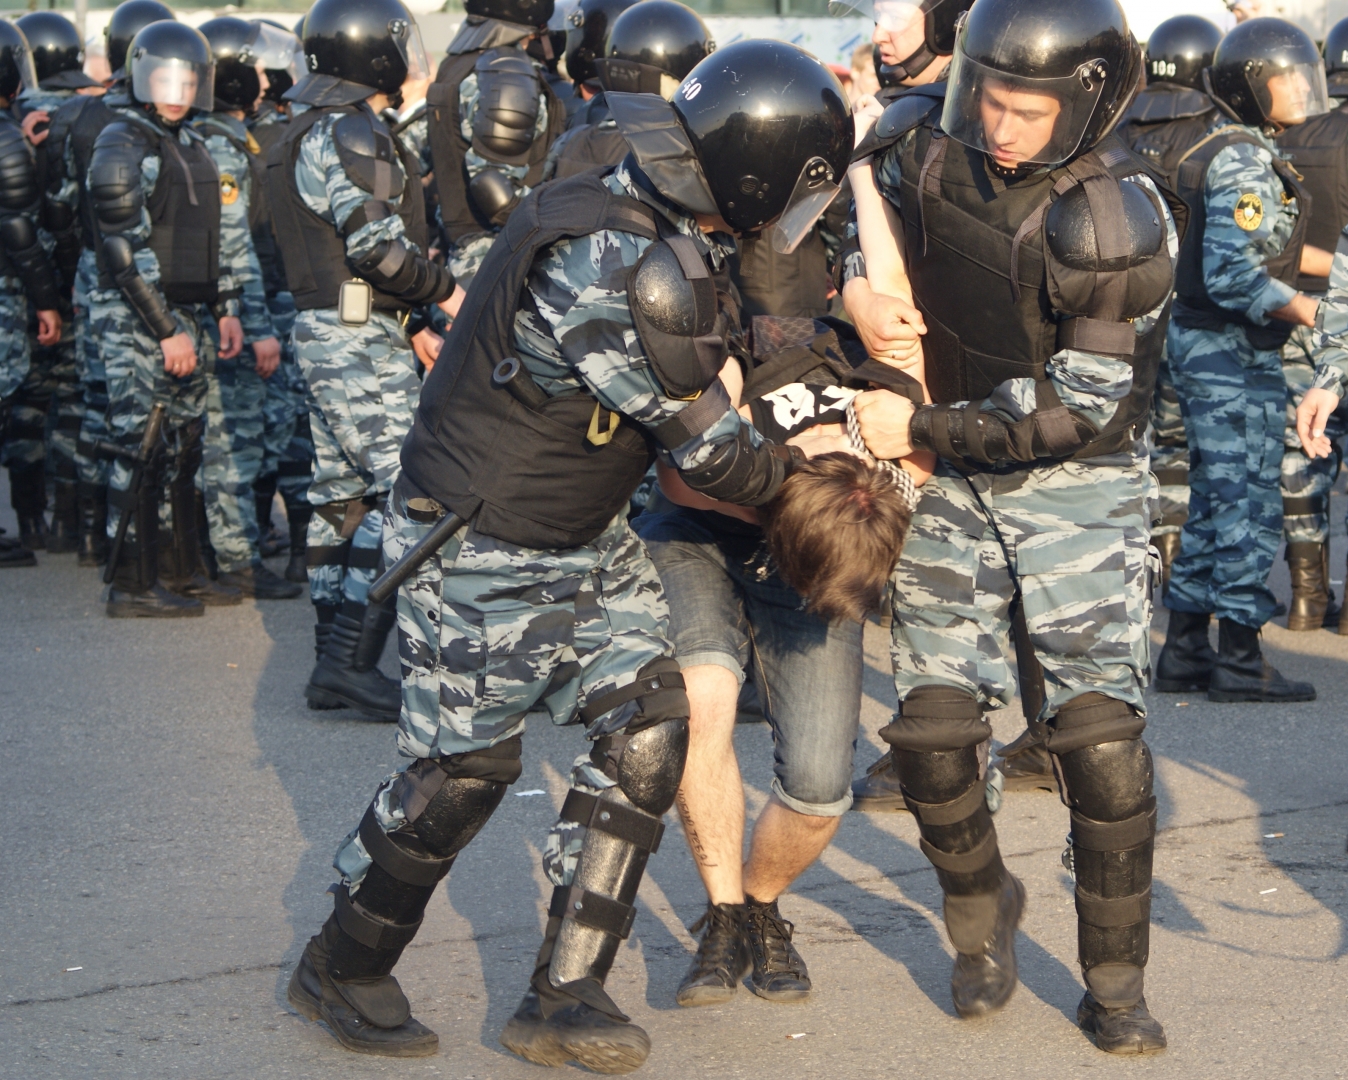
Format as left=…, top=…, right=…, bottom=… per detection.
left=771, top=776, right=853, bottom=818
left=675, top=648, right=746, bottom=686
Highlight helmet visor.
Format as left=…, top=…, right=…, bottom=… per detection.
left=245, top=23, right=302, bottom=82
left=828, top=0, right=943, bottom=33
left=771, top=155, right=842, bottom=255
left=388, top=16, right=430, bottom=83
left=131, top=51, right=214, bottom=110
left=940, top=43, right=1108, bottom=167
left=1251, top=60, right=1330, bottom=126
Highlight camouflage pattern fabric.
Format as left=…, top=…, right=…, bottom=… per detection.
left=1148, top=357, right=1190, bottom=538
left=306, top=499, right=384, bottom=610
left=1281, top=324, right=1347, bottom=545
left=333, top=495, right=672, bottom=893
left=889, top=458, right=1155, bottom=720
left=1311, top=223, right=1348, bottom=397
left=73, top=251, right=110, bottom=487
left=0, top=281, right=31, bottom=404
left=1166, top=123, right=1302, bottom=627
left=261, top=290, right=314, bottom=507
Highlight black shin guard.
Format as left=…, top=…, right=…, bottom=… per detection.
left=1048, top=694, right=1155, bottom=1010
left=883, top=687, right=1003, bottom=953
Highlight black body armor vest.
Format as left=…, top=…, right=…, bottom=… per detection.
left=551, top=121, right=627, bottom=180
left=1117, top=83, right=1217, bottom=187
left=96, top=120, right=222, bottom=305
left=248, top=119, right=290, bottom=297
left=897, top=129, right=1177, bottom=460
left=1172, top=126, right=1308, bottom=350
left=1277, top=103, right=1348, bottom=293
left=731, top=231, right=829, bottom=320
left=400, top=170, right=670, bottom=550
left=265, top=106, right=429, bottom=313
left=425, top=43, right=565, bottom=243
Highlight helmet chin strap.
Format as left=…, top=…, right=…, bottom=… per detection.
left=883, top=40, right=938, bottom=83
left=985, top=154, right=1038, bottom=180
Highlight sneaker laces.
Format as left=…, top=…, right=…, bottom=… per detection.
left=687, top=903, right=743, bottom=976
left=746, top=901, right=804, bottom=975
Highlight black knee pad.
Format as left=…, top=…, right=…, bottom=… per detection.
left=1057, top=738, right=1154, bottom=822
left=881, top=685, right=989, bottom=756
left=893, top=746, right=982, bottom=804
left=590, top=718, right=689, bottom=817
left=393, top=737, right=521, bottom=856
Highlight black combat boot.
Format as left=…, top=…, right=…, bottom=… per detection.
left=255, top=472, right=286, bottom=557
left=159, top=426, right=240, bottom=606
left=994, top=729, right=1057, bottom=792
left=10, top=461, right=49, bottom=550
left=217, top=563, right=304, bottom=599
left=949, top=868, right=1026, bottom=1018
left=313, top=602, right=337, bottom=662
left=46, top=479, right=80, bottom=554
left=77, top=482, right=108, bottom=566
left=0, top=530, right=36, bottom=567
left=676, top=902, right=749, bottom=1007
left=744, top=896, right=811, bottom=1001
left=850, top=750, right=907, bottom=811
left=1151, top=531, right=1181, bottom=596
left=106, top=454, right=203, bottom=618
left=1208, top=619, right=1315, bottom=703
left=306, top=598, right=401, bottom=720
left=285, top=499, right=312, bottom=583
left=1154, top=610, right=1217, bottom=692
left=1286, top=541, right=1339, bottom=631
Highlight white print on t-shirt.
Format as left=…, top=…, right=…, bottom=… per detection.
left=761, top=383, right=858, bottom=436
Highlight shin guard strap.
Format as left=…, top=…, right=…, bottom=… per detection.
left=560, top=789, right=664, bottom=853
left=579, top=666, right=685, bottom=726
left=334, top=885, right=422, bottom=950
left=358, top=807, right=455, bottom=888
left=903, top=777, right=987, bottom=826
left=1070, top=798, right=1157, bottom=852
left=549, top=884, right=638, bottom=939
left=919, top=828, right=998, bottom=875
left=1076, top=887, right=1152, bottom=929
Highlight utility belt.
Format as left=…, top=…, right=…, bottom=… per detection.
left=1171, top=299, right=1294, bottom=351
left=307, top=493, right=389, bottom=570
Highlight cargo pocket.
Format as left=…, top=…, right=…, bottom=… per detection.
left=1016, top=528, right=1130, bottom=662
left=475, top=586, right=578, bottom=741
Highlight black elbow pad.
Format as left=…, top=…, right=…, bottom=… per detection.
left=0, top=124, right=39, bottom=213
left=102, top=234, right=178, bottom=341
left=0, top=214, right=61, bottom=311
left=351, top=238, right=455, bottom=305
left=910, top=400, right=1096, bottom=466
left=467, top=167, right=520, bottom=227
left=679, top=427, right=800, bottom=507
left=88, top=130, right=146, bottom=232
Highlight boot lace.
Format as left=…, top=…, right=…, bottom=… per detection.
left=747, top=902, right=804, bottom=976
left=687, top=903, right=742, bottom=978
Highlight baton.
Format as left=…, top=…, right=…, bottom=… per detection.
left=102, top=402, right=167, bottom=585
left=367, top=510, right=466, bottom=606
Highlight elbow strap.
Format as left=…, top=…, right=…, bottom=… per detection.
left=103, top=235, right=178, bottom=341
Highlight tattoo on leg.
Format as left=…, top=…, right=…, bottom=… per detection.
left=677, top=790, right=717, bottom=868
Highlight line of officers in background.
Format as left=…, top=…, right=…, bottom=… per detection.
left=0, top=0, right=778, bottom=719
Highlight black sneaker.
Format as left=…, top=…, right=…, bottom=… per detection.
left=1076, top=992, right=1167, bottom=1055
left=676, top=902, right=749, bottom=1007
left=744, top=897, right=810, bottom=1002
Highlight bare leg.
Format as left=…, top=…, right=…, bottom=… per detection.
left=675, top=664, right=744, bottom=905
left=742, top=797, right=841, bottom=903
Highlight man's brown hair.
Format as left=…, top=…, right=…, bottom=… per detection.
left=759, top=453, right=913, bottom=623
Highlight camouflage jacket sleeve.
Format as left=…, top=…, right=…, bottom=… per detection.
left=457, top=70, right=551, bottom=210
left=201, top=128, right=275, bottom=342
left=1202, top=139, right=1299, bottom=324
left=294, top=114, right=414, bottom=264
left=1311, top=223, right=1348, bottom=396
left=521, top=227, right=756, bottom=471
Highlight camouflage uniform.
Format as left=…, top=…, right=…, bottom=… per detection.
left=0, top=279, right=31, bottom=420
left=1147, top=358, right=1190, bottom=542
left=290, top=113, right=425, bottom=608
left=1167, top=122, right=1300, bottom=628
left=337, top=160, right=746, bottom=891
left=1281, top=323, right=1347, bottom=544
left=72, top=249, right=109, bottom=489
left=193, top=114, right=277, bottom=574
left=1310, top=223, right=1348, bottom=395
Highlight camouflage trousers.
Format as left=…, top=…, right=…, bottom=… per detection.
left=293, top=309, right=420, bottom=605
left=95, top=293, right=211, bottom=544
left=1167, top=322, right=1284, bottom=627
left=261, top=292, right=313, bottom=507
left=0, top=282, right=31, bottom=410
left=445, top=231, right=496, bottom=292
left=74, top=252, right=110, bottom=488
left=201, top=353, right=266, bottom=573
left=1, top=309, right=80, bottom=486
left=889, top=456, right=1155, bottom=720
left=1149, top=356, right=1189, bottom=537
left=1281, top=325, right=1347, bottom=546
left=330, top=496, right=674, bottom=894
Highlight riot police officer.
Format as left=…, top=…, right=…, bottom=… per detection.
left=87, top=20, right=243, bottom=616
left=1274, top=18, right=1348, bottom=632
left=1116, top=15, right=1223, bottom=595
left=284, top=40, right=852, bottom=1069
left=265, top=0, right=459, bottom=719
left=0, top=21, right=64, bottom=568
left=44, top=0, right=174, bottom=568
left=543, top=0, right=713, bottom=180
left=193, top=17, right=300, bottom=602
left=559, top=0, right=636, bottom=128
left=1157, top=18, right=1327, bottom=698
left=424, top=0, right=566, bottom=288
left=845, top=0, right=1177, bottom=1052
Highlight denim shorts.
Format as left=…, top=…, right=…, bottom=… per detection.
left=635, top=503, right=863, bottom=816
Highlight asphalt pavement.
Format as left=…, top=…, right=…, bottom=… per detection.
left=1, top=496, right=1346, bottom=1080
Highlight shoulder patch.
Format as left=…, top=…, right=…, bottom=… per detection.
left=1235, top=192, right=1264, bottom=231
left=219, top=173, right=239, bottom=205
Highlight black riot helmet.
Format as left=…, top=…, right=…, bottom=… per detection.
left=128, top=20, right=213, bottom=114
left=253, top=19, right=303, bottom=103
left=463, top=0, right=555, bottom=30
left=1206, top=17, right=1329, bottom=131
left=0, top=21, right=36, bottom=102
left=105, top=0, right=175, bottom=79
left=941, top=0, right=1143, bottom=168
left=564, top=0, right=636, bottom=87
left=15, top=12, right=91, bottom=89
left=301, top=0, right=430, bottom=95
left=1145, top=15, right=1222, bottom=90
left=199, top=18, right=259, bottom=111
left=612, top=40, right=852, bottom=252
left=831, top=0, right=969, bottom=82
left=1322, top=17, right=1348, bottom=96
left=598, top=1, right=713, bottom=97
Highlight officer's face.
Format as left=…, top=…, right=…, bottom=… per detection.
left=1267, top=69, right=1313, bottom=126
left=150, top=66, right=196, bottom=122
left=871, top=2, right=925, bottom=69
left=978, top=78, right=1062, bottom=166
